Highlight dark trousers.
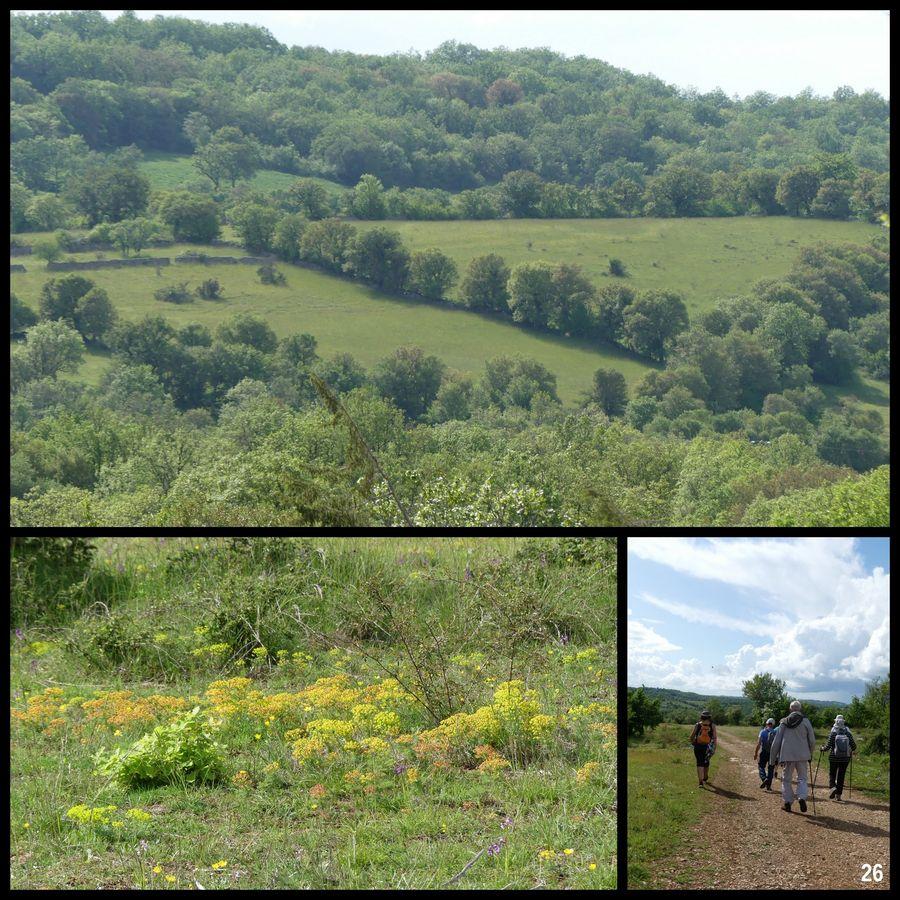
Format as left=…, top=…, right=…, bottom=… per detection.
left=829, top=758, right=850, bottom=794
left=765, top=762, right=777, bottom=788
left=758, top=753, right=770, bottom=782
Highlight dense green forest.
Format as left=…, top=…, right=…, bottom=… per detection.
left=10, top=11, right=890, bottom=223
left=8, top=11, right=890, bottom=526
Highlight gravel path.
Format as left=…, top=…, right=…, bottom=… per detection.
left=658, top=728, right=890, bottom=890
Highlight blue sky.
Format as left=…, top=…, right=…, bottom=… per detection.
left=69, top=10, right=890, bottom=99
left=628, top=538, right=890, bottom=702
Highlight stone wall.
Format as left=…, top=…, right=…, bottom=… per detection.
left=47, top=257, right=171, bottom=271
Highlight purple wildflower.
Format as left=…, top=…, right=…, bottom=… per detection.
left=15, top=628, right=23, bottom=640
left=487, top=837, right=506, bottom=857
left=500, top=816, right=513, bottom=830
left=394, top=761, right=408, bottom=776
left=464, top=564, right=473, bottom=582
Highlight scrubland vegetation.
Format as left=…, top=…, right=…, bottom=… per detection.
left=10, top=537, right=616, bottom=890
left=8, top=12, right=890, bottom=524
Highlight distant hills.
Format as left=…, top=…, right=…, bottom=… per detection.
left=628, top=686, right=847, bottom=723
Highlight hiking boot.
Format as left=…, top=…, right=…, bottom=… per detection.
left=782, top=802, right=792, bottom=812
left=834, top=794, right=842, bottom=802
left=829, top=788, right=837, bottom=799
left=760, top=781, right=768, bottom=789
left=798, top=799, right=807, bottom=813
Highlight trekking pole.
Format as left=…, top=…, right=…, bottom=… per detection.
left=812, top=749, right=822, bottom=815
left=810, top=760, right=816, bottom=817
left=848, top=755, right=852, bottom=800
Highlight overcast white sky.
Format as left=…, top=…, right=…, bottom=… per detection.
left=58, top=10, right=891, bottom=99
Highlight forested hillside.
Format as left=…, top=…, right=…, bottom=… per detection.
left=626, top=686, right=846, bottom=725
left=11, top=11, right=890, bottom=222
left=8, top=11, right=890, bottom=526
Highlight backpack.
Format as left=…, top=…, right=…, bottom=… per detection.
left=833, top=730, right=851, bottom=758
left=694, top=721, right=714, bottom=745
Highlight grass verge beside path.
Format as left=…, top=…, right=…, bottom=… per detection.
left=627, top=724, right=714, bottom=889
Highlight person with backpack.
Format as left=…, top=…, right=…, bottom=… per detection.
left=753, top=718, right=776, bottom=788
left=763, top=721, right=780, bottom=791
left=689, top=710, right=717, bottom=787
left=821, top=714, right=857, bottom=801
left=769, top=700, right=817, bottom=813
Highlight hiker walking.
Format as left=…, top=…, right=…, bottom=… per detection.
left=769, top=700, right=816, bottom=813
left=753, top=718, right=776, bottom=789
left=689, top=709, right=717, bottom=787
left=763, top=721, right=780, bottom=791
left=821, top=714, right=857, bottom=801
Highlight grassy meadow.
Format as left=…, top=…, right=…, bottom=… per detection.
left=10, top=537, right=617, bottom=891
left=627, top=724, right=710, bottom=889
left=138, top=151, right=348, bottom=199
left=10, top=244, right=655, bottom=402
left=354, top=216, right=879, bottom=315
left=10, top=214, right=887, bottom=416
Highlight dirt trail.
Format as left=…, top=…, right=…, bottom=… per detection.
left=660, top=728, right=890, bottom=890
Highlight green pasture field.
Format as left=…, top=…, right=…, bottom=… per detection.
left=10, top=249, right=655, bottom=403
left=10, top=215, right=887, bottom=417
left=138, top=151, right=348, bottom=198
left=9, top=537, right=617, bottom=890
left=356, top=216, right=880, bottom=315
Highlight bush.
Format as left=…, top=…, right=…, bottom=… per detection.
left=196, top=278, right=222, bottom=299
left=154, top=282, right=194, bottom=304
left=608, top=258, right=628, bottom=277
left=68, top=612, right=154, bottom=672
left=10, top=538, right=95, bottom=625
left=863, top=730, right=889, bottom=754
left=95, top=708, right=225, bottom=788
left=257, top=264, right=286, bottom=285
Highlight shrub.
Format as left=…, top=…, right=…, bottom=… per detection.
left=608, top=257, right=628, bottom=277
left=863, top=730, right=889, bottom=754
left=69, top=612, right=154, bottom=671
left=196, top=278, right=222, bottom=299
left=95, top=708, right=225, bottom=788
left=154, top=282, right=193, bottom=304
left=257, top=264, right=286, bottom=285
left=10, top=538, right=95, bottom=625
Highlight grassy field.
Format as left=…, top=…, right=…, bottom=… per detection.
left=11, top=215, right=887, bottom=416
left=10, top=537, right=617, bottom=890
left=357, top=217, right=880, bottom=315
left=138, top=152, right=348, bottom=199
left=10, top=249, right=655, bottom=402
left=627, top=724, right=711, bottom=889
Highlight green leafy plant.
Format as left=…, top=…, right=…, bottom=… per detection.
left=68, top=612, right=153, bottom=671
left=95, top=708, right=225, bottom=788
left=154, top=282, right=194, bottom=304
left=257, top=263, right=286, bottom=285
